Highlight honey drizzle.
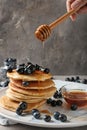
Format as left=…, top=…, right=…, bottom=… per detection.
left=42, top=41, right=45, bottom=48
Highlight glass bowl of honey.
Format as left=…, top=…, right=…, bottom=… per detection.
left=61, top=83, right=87, bottom=107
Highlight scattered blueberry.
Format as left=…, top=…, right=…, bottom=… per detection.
left=82, top=79, right=87, bottom=84
left=33, top=111, right=41, bottom=119
left=16, top=107, right=23, bottom=115
left=51, top=100, right=56, bottom=107
left=31, top=109, right=39, bottom=115
left=53, top=91, right=58, bottom=98
left=22, top=81, right=29, bottom=86
left=59, top=114, right=67, bottom=122
left=46, top=98, right=52, bottom=104
left=58, top=91, right=62, bottom=98
left=4, top=58, right=17, bottom=69
left=44, top=115, right=51, bottom=122
left=65, top=76, right=80, bottom=83
left=56, top=100, right=63, bottom=106
left=53, top=90, right=62, bottom=99
left=65, top=77, right=71, bottom=81
left=53, top=91, right=59, bottom=98
left=19, top=101, right=27, bottom=110
left=54, top=111, right=60, bottom=120
left=1, top=80, right=9, bottom=87
left=71, top=77, right=75, bottom=82
left=71, top=104, right=78, bottom=111
left=76, top=76, right=80, bottom=81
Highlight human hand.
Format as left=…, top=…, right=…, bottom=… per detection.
left=66, top=0, right=87, bottom=21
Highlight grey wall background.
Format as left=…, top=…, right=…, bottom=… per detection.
left=0, top=0, right=87, bottom=75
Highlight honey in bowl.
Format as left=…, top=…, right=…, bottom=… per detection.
left=61, top=83, right=87, bottom=107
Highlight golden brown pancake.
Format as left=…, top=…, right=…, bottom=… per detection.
left=5, top=94, right=43, bottom=103
left=10, top=78, right=55, bottom=90
left=8, top=83, right=56, bottom=96
left=0, top=96, right=46, bottom=112
left=7, top=70, right=52, bottom=81
left=6, top=89, right=54, bottom=99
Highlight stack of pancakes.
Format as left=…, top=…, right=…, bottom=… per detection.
left=0, top=70, right=56, bottom=113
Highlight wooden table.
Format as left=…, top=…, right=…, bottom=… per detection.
left=0, top=75, right=87, bottom=130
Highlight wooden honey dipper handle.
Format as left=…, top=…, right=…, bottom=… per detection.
left=49, top=2, right=87, bottom=29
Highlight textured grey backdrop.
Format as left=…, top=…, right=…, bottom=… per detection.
left=0, top=0, right=87, bottom=75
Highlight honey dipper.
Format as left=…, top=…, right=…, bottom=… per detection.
left=35, top=2, right=87, bottom=41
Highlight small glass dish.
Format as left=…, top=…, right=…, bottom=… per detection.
left=61, top=83, right=87, bottom=107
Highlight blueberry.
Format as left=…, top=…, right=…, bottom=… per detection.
left=51, top=100, right=56, bottom=107
left=71, top=77, right=75, bottom=82
left=16, top=65, right=24, bottom=74
left=58, top=91, right=62, bottom=98
left=24, top=64, right=36, bottom=75
left=76, top=76, right=80, bottom=81
left=54, top=111, right=60, bottom=120
left=35, top=64, right=41, bottom=70
left=26, top=62, right=32, bottom=66
left=6, top=66, right=13, bottom=72
left=44, top=115, right=51, bottom=122
left=31, top=109, right=39, bottom=115
left=44, top=68, right=50, bottom=74
left=65, top=77, right=71, bottom=81
left=59, top=114, right=67, bottom=122
left=53, top=91, right=59, bottom=98
left=28, top=64, right=36, bottom=72
left=4, top=58, right=13, bottom=65
left=4, top=58, right=17, bottom=69
left=56, top=100, right=63, bottom=106
left=24, top=67, right=32, bottom=75
left=19, top=101, right=27, bottom=110
left=16, top=107, right=23, bottom=115
left=71, top=104, right=78, bottom=111
left=33, top=111, right=41, bottom=119
left=22, top=81, right=29, bottom=86
left=19, top=63, right=25, bottom=67
left=1, top=80, right=9, bottom=87
left=46, top=98, right=52, bottom=104
left=82, top=79, right=87, bottom=84
left=27, top=64, right=36, bottom=72
left=17, top=68, right=24, bottom=74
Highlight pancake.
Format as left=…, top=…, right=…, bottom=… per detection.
left=6, top=93, right=43, bottom=103
left=7, top=70, right=52, bottom=81
left=0, top=96, right=46, bottom=112
left=6, top=89, right=54, bottom=99
left=8, top=82, right=56, bottom=96
left=6, top=88, right=53, bottom=99
left=10, top=78, right=55, bottom=90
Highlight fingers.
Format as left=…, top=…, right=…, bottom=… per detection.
left=66, top=0, right=87, bottom=21
left=66, top=0, right=75, bottom=12
left=77, top=4, right=87, bottom=13
left=66, top=0, right=76, bottom=21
